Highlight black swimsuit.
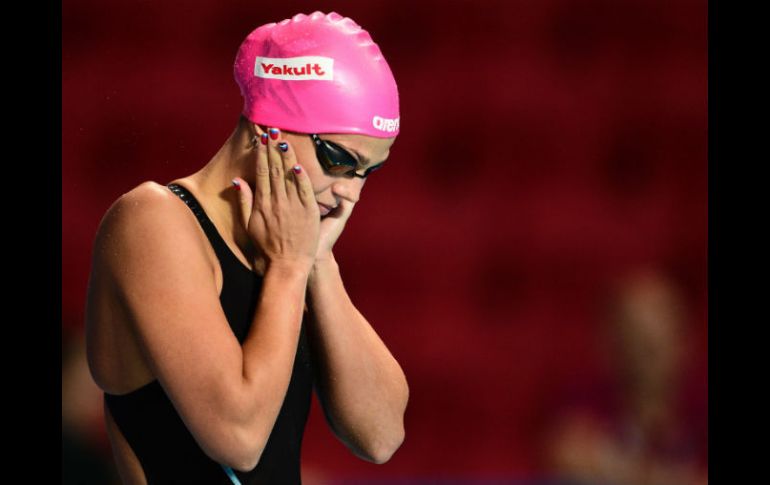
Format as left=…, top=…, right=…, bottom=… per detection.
left=103, top=182, right=314, bottom=484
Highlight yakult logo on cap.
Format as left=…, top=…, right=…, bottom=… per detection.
left=373, top=115, right=400, bottom=133
left=254, top=56, right=334, bottom=81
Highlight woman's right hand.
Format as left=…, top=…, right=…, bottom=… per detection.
left=232, top=125, right=320, bottom=273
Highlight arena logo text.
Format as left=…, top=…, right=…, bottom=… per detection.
left=373, top=116, right=399, bottom=133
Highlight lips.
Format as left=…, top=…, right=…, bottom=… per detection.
left=318, top=203, right=333, bottom=216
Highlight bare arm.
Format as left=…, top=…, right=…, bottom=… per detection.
left=234, top=261, right=310, bottom=468
left=306, top=255, right=409, bottom=464
left=91, top=183, right=309, bottom=472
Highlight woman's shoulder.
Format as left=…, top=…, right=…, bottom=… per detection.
left=97, top=181, right=187, bottom=235
left=92, top=180, right=207, bottom=271
left=104, top=180, right=179, bottom=217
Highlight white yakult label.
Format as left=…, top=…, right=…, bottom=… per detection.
left=254, top=56, right=334, bottom=80
left=373, top=115, right=400, bottom=133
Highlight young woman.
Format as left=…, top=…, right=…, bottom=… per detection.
left=85, top=11, right=408, bottom=484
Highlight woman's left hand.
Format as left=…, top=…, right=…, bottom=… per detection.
left=315, top=198, right=355, bottom=261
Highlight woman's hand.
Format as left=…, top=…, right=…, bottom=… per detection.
left=232, top=126, right=320, bottom=274
left=315, top=198, right=355, bottom=262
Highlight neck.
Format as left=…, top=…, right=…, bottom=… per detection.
left=194, top=115, right=256, bottom=194
left=182, top=116, right=261, bottom=264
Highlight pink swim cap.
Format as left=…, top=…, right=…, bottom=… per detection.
left=233, top=11, right=400, bottom=138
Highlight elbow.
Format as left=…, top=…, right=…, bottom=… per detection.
left=234, top=424, right=269, bottom=473
left=369, top=428, right=406, bottom=465
left=221, top=435, right=265, bottom=473
left=221, top=384, right=271, bottom=472
left=227, top=455, right=261, bottom=474
left=370, top=385, right=409, bottom=465
left=193, top=376, right=272, bottom=472
left=216, top=420, right=267, bottom=473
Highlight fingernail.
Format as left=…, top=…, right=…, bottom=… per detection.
left=292, top=164, right=302, bottom=174
left=260, top=133, right=268, bottom=145
left=231, top=179, right=241, bottom=190
left=269, top=128, right=280, bottom=140
left=278, top=142, right=289, bottom=152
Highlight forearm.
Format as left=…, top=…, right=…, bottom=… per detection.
left=307, top=256, right=409, bottom=463
left=234, top=261, right=310, bottom=458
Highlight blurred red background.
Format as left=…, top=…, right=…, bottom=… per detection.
left=63, top=0, right=707, bottom=482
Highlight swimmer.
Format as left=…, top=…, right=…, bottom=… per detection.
left=85, top=11, right=409, bottom=484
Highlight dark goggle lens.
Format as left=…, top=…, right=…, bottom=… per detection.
left=313, top=135, right=384, bottom=178
left=321, top=141, right=358, bottom=168
left=318, top=141, right=359, bottom=175
left=327, top=157, right=384, bottom=177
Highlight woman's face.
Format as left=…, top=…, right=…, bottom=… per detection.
left=282, top=130, right=396, bottom=211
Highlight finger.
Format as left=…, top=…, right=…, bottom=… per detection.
left=231, top=177, right=253, bottom=230
left=253, top=125, right=270, bottom=203
left=250, top=124, right=264, bottom=150
left=277, top=139, right=299, bottom=201
left=266, top=127, right=288, bottom=202
left=328, top=198, right=354, bottom=221
left=290, top=163, right=319, bottom=214
left=338, top=198, right=355, bottom=216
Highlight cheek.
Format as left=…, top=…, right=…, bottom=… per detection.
left=293, top=149, right=324, bottom=190
left=308, top=173, right=325, bottom=194
left=308, top=163, right=337, bottom=196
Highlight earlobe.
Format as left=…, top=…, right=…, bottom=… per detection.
left=248, top=125, right=260, bottom=148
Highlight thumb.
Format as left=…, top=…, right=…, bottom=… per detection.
left=334, top=198, right=355, bottom=220
left=231, top=177, right=253, bottom=230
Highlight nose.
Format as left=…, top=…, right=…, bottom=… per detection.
left=330, top=176, right=365, bottom=204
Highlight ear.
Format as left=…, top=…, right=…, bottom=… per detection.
left=248, top=124, right=264, bottom=147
